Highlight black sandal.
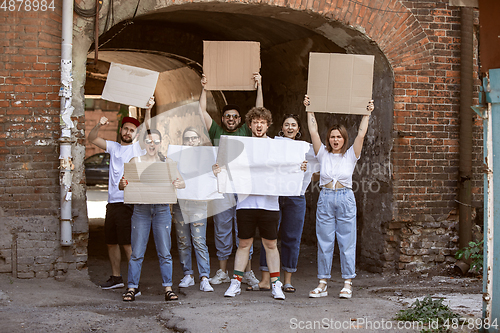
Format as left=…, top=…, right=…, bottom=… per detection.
left=123, top=288, right=141, bottom=302
left=283, top=284, right=296, bottom=293
left=165, top=290, right=178, bottom=301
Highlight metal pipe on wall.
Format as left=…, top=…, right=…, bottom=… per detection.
left=59, top=0, right=75, bottom=246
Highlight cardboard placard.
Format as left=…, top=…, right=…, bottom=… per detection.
left=101, top=63, right=159, bottom=108
left=203, top=41, right=260, bottom=91
left=123, top=161, right=178, bottom=204
left=306, top=53, right=374, bottom=115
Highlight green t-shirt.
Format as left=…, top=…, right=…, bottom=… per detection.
left=208, top=119, right=252, bottom=146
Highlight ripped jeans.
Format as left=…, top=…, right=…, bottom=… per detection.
left=128, top=204, right=172, bottom=288
left=172, top=200, right=210, bottom=280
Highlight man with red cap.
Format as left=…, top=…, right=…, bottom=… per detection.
left=88, top=99, right=153, bottom=289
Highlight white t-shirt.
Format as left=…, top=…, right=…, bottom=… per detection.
left=236, top=194, right=279, bottom=211
left=106, top=141, right=145, bottom=203
left=316, top=144, right=359, bottom=188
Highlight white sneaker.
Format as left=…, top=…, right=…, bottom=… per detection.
left=242, top=270, right=260, bottom=287
left=272, top=281, right=286, bottom=300
left=179, top=275, right=195, bottom=288
left=224, top=279, right=241, bottom=297
left=209, top=269, right=230, bottom=285
left=200, top=278, right=214, bottom=292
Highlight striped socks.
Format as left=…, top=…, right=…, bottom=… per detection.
left=270, top=271, right=280, bottom=284
left=233, top=270, right=244, bottom=282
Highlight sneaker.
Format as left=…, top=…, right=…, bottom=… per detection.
left=101, top=275, right=124, bottom=289
left=200, top=278, right=214, bottom=292
left=224, top=279, right=241, bottom=297
left=242, top=270, right=260, bottom=287
left=179, top=275, right=195, bottom=288
left=209, top=269, right=230, bottom=285
left=272, top=281, right=286, bottom=300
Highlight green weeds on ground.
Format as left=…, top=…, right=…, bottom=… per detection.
left=395, top=296, right=459, bottom=333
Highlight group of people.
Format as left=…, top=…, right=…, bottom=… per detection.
left=88, top=72, right=374, bottom=302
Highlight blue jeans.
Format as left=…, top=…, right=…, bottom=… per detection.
left=212, top=193, right=252, bottom=261
left=260, top=195, right=306, bottom=273
left=316, top=188, right=357, bottom=280
left=173, top=200, right=210, bottom=280
left=127, top=204, right=173, bottom=288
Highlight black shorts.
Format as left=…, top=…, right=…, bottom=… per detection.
left=236, top=209, right=280, bottom=240
left=104, top=203, right=134, bottom=245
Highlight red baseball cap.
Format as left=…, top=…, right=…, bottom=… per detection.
left=121, top=116, right=140, bottom=128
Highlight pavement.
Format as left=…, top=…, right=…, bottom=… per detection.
left=0, top=186, right=484, bottom=332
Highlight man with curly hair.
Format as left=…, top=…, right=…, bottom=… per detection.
left=221, top=106, right=287, bottom=300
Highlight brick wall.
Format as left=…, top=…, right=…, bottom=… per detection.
left=0, top=2, right=87, bottom=278
left=386, top=1, right=482, bottom=272
left=391, top=1, right=481, bottom=219
left=0, top=6, right=62, bottom=216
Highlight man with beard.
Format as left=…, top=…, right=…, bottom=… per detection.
left=88, top=101, right=152, bottom=289
left=198, top=73, right=262, bottom=289
left=199, top=73, right=262, bottom=146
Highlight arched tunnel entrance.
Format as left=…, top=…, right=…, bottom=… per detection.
left=82, top=3, right=394, bottom=281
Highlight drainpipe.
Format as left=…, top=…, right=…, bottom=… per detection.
left=456, top=6, right=474, bottom=270
left=58, top=0, right=75, bottom=246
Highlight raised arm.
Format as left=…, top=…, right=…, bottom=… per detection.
left=87, top=116, right=108, bottom=151
left=137, top=96, right=155, bottom=150
left=198, top=74, right=213, bottom=130
left=352, top=100, right=374, bottom=158
left=254, top=72, right=263, bottom=107
left=304, top=95, right=322, bottom=155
